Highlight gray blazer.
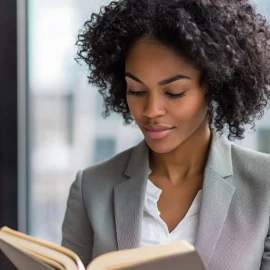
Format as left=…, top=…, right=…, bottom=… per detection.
left=61, top=133, right=270, bottom=269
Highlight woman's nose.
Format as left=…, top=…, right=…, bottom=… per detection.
left=142, top=93, right=166, bottom=119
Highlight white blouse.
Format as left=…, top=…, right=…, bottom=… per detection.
left=140, top=179, right=202, bottom=247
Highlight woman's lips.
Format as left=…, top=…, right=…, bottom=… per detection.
left=143, top=125, right=175, bottom=139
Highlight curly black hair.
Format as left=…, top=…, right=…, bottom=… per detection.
left=76, top=0, right=270, bottom=140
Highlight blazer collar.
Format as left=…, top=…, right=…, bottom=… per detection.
left=124, top=140, right=150, bottom=178
left=205, top=132, right=233, bottom=178
left=194, top=133, right=236, bottom=267
left=114, top=132, right=236, bottom=262
left=114, top=140, right=149, bottom=250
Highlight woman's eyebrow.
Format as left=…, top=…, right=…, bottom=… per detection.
left=125, top=72, right=191, bottom=85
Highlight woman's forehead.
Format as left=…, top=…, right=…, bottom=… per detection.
left=125, top=39, right=201, bottom=81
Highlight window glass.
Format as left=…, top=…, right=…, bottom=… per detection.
left=27, top=0, right=270, bottom=243
left=28, top=0, right=142, bottom=243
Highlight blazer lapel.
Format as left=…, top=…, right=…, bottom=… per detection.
left=195, top=133, right=236, bottom=267
left=114, top=132, right=236, bottom=261
left=114, top=140, right=150, bottom=250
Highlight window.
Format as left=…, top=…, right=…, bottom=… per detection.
left=94, top=138, right=116, bottom=163
left=257, top=128, right=270, bottom=154
left=26, top=0, right=142, bottom=243
left=24, top=0, right=270, bottom=244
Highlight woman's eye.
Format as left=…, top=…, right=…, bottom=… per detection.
left=126, top=89, right=186, bottom=99
left=165, top=91, right=186, bottom=99
left=126, top=89, right=146, bottom=96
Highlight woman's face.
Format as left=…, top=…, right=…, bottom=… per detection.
left=125, top=38, right=209, bottom=154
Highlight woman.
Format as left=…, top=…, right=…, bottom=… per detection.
left=61, top=0, right=270, bottom=269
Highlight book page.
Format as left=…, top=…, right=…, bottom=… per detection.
left=0, top=239, right=56, bottom=270
left=1, top=226, right=84, bottom=268
left=87, top=242, right=196, bottom=270
left=0, top=230, right=84, bottom=270
left=117, top=251, right=206, bottom=270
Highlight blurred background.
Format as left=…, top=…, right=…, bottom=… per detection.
left=0, top=0, right=270, bottom=269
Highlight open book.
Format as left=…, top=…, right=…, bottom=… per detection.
left=0, top=226, right=206, bottom=270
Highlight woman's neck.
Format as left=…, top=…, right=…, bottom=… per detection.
left=149, top=122, right=211, bottom=186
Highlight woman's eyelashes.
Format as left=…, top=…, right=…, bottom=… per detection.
left=126, top=89, right=147, bottom=96
left=165, top=91, right=186, bottom=99
left=126, top=89, right=186, bottom=99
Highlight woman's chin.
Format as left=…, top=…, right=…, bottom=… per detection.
left=145, top=138, right=179, bottom=154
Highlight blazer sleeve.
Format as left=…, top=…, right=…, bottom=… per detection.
left=61, top=170, right=93, bottom=267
